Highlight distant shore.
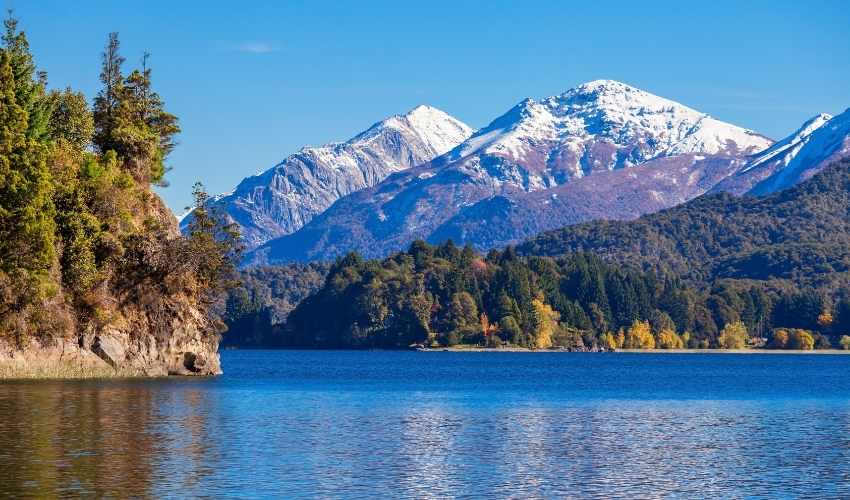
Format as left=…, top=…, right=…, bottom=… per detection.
left=416, top=346, right=850, bottom=354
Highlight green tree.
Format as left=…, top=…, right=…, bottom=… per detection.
left=840, top=335, right=850, bottom=351
left=184, top=182, right=243, bottom=302
left=0, top=50, right=55, bottom=277
left=92, top=33, right=179, bottom=185
left=47, top=88, right=93, bottom=158
left=2, top=13, right=50, bottom=141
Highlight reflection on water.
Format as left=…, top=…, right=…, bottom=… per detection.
left=2, top=351, right=850, bottom=497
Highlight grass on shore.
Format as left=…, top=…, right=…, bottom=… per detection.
left=0, top=359, right=143, bottom=380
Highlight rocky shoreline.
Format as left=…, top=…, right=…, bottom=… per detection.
left=0, top=324, right=221, bottom=379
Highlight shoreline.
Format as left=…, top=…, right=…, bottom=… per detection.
left=416, top=347, right=850, bottom=354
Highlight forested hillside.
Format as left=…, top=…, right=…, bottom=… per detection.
left=518, top=159, right=850, bottom=292
left=0, top=18, right=237, bottom=376
left=224, top=161, right=850, bottom=351
left=275, top=241, right=849, bottom=350
left=221, top=263, right=330, bottom=348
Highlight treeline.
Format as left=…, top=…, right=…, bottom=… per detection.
left=518, top=159, right=850, bottom=292
left=221, top=263, right=330, bottom=347
left=0, top=17, right=237, bottom=344
left=274, top=241, right=850, bottom=349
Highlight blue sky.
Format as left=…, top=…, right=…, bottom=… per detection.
left=14, top=0, right=850, bottom=213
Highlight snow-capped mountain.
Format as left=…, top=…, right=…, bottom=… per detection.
left=444, top=79, right=769, bottom=184
left=248, top=80, right=775, bottom=264
left=747, top=109, right=850, bottom=195
left=181, top=105, right=473, bottom=249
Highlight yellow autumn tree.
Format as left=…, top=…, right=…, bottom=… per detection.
left=531, top=297, right=560, bottom=349
left=787, top=329, right=814, bottom=350
left=769, top=329, right=790, bottom=349
left=817, top=311, right=834, bottom=328
left=480, top=313, right=500, bottom=347
left=600, top=332, right=618, bottom=350
left=624, top=320, right=655, bottom=349
left=718, top=321, right=748, bottom=349
left=615, top=329, right=625, bottom=349
left=655, top=328, right=684, bottom=349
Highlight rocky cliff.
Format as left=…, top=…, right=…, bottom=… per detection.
left=1, top=198, right=222, bottom=378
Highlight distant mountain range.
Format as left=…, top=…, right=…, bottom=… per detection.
left=712, top=109, right=850, bottom=195
left=181, top=105, right=472, bottom=248
left=188, top=80, right=850, bottom=265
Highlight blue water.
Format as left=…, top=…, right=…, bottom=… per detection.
left=2, top=351, right=850, bottom=498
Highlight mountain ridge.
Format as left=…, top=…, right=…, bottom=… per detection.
left=181, top=105, right=473, bottom=249
left=710, top=110, right=849, bottom=195
left=249, top=80, right=777, bottom=264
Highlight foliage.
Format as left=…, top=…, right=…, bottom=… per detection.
left=182, top=183, right=243, bottom=301
left=282, top=243, right=673, bottom=348
left=518, top=158, right=850, bottom=295
left=0, top=19, right=237, bottom=345
left=770, top=328, right=816, bottom=350
left=93, top=33, right=179, bottom=185
left=623, top=320, right=655, bottom=349
left=718, top=321, right=748, bottom=349
left=272, top=234, right=850, bottom=350
left=220, top=262, right=331, bottom=347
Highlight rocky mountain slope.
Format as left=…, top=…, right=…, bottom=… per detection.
left=249, top=80, right=774, bottom=263
left=712, top=109, right=850, bottom=195
left=182, top=106, right=473, bottom=249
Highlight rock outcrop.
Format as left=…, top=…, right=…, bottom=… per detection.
left=0, top=194, right=223, bottom=379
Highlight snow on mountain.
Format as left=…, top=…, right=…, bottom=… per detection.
left=249, top=80, right=775, bottom=264
left=742, top=113, right=832, bottom=173
left=181, top=105, right=473, bottom=249
left=748, top=109, right=850, bottom=195
left=445, top=80, right=770, bottom=181
left=712, top=110, right=850, bottom=195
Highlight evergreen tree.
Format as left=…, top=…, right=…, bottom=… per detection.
left=92, top=33, right=179, bottom=184
left=2, top=13, right=50, bottom=142
left=0, top=50, right=55, bottom=276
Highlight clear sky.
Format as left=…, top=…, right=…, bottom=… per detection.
left=13, top=0, right=850, bottom=213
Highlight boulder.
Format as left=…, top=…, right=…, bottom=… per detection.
left=92, top=334, right=126, bottom=369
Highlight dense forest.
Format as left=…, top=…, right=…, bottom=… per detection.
left=221, top=263, right=329, bottom=347
left=0, top=17, right=237, bottom=358
left=224, top=162, right=850, bottom=351
left=518, top=159, right=850, bottom=292
left=276, top=241, right=848, bottom=350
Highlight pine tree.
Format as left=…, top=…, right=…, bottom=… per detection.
left=92, top=32, right=124, bottom=157
left=184, top=182, right=243, bottom=301
left=92, top=33, right=179, bottom=185
left=0, top=49, right=55, bottom=276
left=2, top=13, right=50, bottom=142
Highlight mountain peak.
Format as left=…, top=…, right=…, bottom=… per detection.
left=404, top=104, right=441, bottom=117
left=376, top=104, right=473, bottom=157
left=572, top=79, right=636, bottom=93
left=183, top=105, right=473, bottom=249
left=452, top=80, right=771, bottom=165
left=798, top=112, right=834, bottom=134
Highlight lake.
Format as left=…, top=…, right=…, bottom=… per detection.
left=1, top=350, right=850, bottom=498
